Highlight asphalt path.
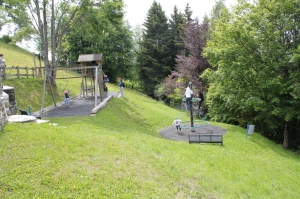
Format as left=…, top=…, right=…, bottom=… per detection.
left=37, top=92, right=119, bottom=118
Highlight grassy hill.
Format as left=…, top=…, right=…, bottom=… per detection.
left=1, top=83, right=300, bottom=198
left=1, top=41, right=80, bottom=111
left=0, top=40, right=39, bottom=67
left=1, top=42, right=300, bottom=198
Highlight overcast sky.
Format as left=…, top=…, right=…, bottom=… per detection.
left=123, top=0, right=237, bottom=27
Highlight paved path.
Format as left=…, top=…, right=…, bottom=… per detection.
left=159, top=124, right=227, bottom=141
left=36, top=92, right=119, bottom=118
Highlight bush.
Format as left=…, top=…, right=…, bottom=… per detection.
left=1, top=35, right=12, bottom=44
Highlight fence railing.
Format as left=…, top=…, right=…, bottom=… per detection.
left=2, top=66, right=44, bottom=80
left=2, top=65, right=94, bottom=80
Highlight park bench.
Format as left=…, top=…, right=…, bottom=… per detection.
left=188, top=134, right=223, bottom=145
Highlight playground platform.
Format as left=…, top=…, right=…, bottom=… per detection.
left=35, top=91, right=119, bottom=118
left=159, top=124, right=227, bottom=141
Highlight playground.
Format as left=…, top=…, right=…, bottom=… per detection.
left=159, top=82, right=227, bottom=142
left=159, top=124, right=227, bottom=141
left=36, top=91, right=119, bottom=118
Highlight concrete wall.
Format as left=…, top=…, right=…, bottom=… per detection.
left=3, top=86, right=18, bottom=116
left=0, top=86, right=17, bottom=130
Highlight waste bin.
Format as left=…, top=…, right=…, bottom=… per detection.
left=247, top=125, right=255, bottom=134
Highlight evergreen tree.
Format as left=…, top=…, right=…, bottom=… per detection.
left=183, top=3, right=193, bottom=22
left=169, top=6, right=185, bottom=66
left=137, top=1, right=172, bottom=97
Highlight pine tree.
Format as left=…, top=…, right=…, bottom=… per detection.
left=169, top=6, right=185, bottom=68
left=183, top=3, right=193, bottom=22
left=137, top=1, right=172, bottom=97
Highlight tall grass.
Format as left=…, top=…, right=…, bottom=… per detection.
left=1, top=84, right=299, bottom=198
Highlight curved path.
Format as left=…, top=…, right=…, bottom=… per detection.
left=159, top=124, right=227, bottom=141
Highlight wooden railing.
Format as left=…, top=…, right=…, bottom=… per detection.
left=2, top=66, right=44, bottom=80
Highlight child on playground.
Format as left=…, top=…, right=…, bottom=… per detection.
left=64, top=90, right=70, bottom=105
left=172, top=117, right=182, bottom=131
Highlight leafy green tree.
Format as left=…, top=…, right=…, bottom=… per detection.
left=99, top=21, right=134, bottom=82
left=209, top=0, right=228, bottom=33
left=0, top=0, right=93, bottom=84
left=61, top=0, right=133, bottom=83
left=203, top=0, right=300, bottom=149
left=137, top=1, right=172, bottom=97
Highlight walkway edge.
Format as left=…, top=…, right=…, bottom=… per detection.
left=90, top=95, right=113, bottom=115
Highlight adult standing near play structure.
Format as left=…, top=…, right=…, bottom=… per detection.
left=0, top=54, right=6, bottom=65
left=0, top=53, right=5, bottom=95
left=185, top=85, right=193, bottom=110
left=119, top=78, right=125, bottom=97
left=197, top=90, right=204, bottom=110
left=0, top=54, right=6, bottom=74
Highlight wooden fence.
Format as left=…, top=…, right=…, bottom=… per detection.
left=2, top=66, right=44, bottom=80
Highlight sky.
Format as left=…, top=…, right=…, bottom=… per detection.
left=123, top=0, right=237, bottom=27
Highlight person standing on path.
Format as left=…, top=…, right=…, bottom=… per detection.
left=64, top=90, right=70, bottom=105
left=119, top=78, right=125, bottom=97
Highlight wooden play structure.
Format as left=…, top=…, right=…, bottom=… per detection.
left=40, top=53, right=104, bottom=113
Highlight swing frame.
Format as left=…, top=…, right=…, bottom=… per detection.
left=40, top=54, right=104, bottom=113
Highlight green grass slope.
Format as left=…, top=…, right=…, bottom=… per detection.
left=0, top=41, right=38, bottom=67
left=3, top=77, right=82, bottom=112
left=1, top=84, right=300, bottom=198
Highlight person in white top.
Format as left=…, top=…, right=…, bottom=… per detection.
left=172, top=117, right=182, bottom=131
left=0, top=54, right=6, bottom=66
left=0, top=54, right=6, bottom=76
left=185, top=86, right=193, bottom=110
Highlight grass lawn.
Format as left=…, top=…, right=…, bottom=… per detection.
left=0, top=41, right=37, bottom=67
left=0, top=83, right=300, bottom=198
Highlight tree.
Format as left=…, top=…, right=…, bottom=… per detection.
left=169, top=6, right=185, bottom=67
left=60, top=0, right=130, bottom=83
left=203, top=0, right=300, bottom=149
left=209, top=0, right=228, bottom=33
left=1, top=0, right=98, bottom=83
left=175, top=17, right=211, bottom=91
left=183, top=3, right=193, bottom=22
left=137, top=1, right=172, bottom=97
left=2, top=0, right=92, bottom=80
left=99, top=21, right=134, bottom=82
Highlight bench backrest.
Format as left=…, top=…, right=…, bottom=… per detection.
left=188, top=134, right=223, bottom=144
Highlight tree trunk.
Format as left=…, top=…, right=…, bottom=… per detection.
left=282, top=123, right=289, bottom=149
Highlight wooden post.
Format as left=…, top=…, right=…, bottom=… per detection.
left=26, top=66, right=28, bottom=78
left=98, top=62, right=103, bottom=102
left=40, top=68, right=47, bottom=113
left=47, top=74, right=56, bottom=107
left=33, top=52, right=37, bottom=78
left=3, top=67, right=5, bottom=80
left=32, top=68, right=35, bottom=78
left=17, top=66, right=20, bottom=79
left=94, top=66, right=98, bottom=107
